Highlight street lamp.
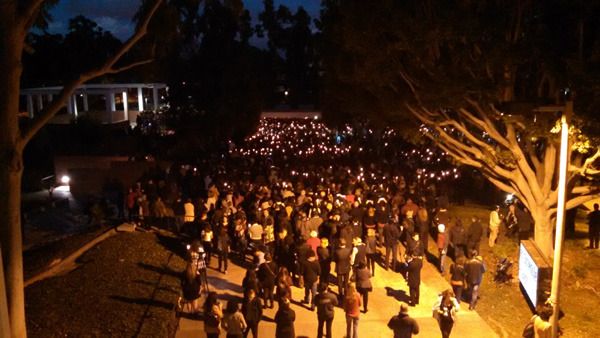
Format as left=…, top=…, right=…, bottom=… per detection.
left=535, top=98, right=572, bottom=338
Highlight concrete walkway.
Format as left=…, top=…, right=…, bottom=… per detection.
left=176, top=249, right=498, bottom=338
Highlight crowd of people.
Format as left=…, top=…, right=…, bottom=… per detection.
left=115, top=108, right=576, bottom=337
left=120, top=152, right=537, bottom=338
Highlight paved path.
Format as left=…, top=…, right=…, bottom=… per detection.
left=176, top=249, right=498, bottom=338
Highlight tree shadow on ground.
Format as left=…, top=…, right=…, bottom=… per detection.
left=206, top=275, right=243, bottom=293
left=137, top=262, right=181, bottom=278
left=109, top=295, right=174, bottom=310
left=133, top=279, right=179, bottom=294
left=385, top=287, right=410, bottom=304
left=155, top=232, right=188, bottom=260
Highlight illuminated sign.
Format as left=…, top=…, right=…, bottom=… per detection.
left=519, top=243, right=539, bottom=305
left=518, top=240, right=552, bottom=309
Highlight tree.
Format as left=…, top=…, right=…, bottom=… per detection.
left=0, top=1, right=162, bottom=336
left=317, top=0, right=600, bottom=257
left=408, top=101, right=600, bottom=257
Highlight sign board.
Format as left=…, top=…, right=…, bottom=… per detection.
left=518, top=240, right=552, bottom=309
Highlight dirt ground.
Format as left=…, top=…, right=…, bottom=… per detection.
left=25, top=230, right=187, bottom=338
left=446, top=204, right=600, bottom=338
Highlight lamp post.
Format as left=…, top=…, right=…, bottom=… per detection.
left=548, top=99, right=572, bottom=338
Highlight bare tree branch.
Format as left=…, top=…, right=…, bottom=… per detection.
left=542, top=144, right=557, bottom=194
left=18, top=0, right=163, bottom=146
left=569, top=148, right=600, bottom=176
left=105, top=59, right=153, bottom=74
left=506, top=123, right=544, bottom=203
left=19, top=0, right=46, bottom=32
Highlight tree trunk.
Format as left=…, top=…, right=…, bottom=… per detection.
left=0, top=18, right=27, bottom=338
left=531, top=206, right=554, bottom=259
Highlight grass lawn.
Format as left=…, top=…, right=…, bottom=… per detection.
left=445, top=204, right=600, bottom=338
left=25, top=230, right=187, bottom=337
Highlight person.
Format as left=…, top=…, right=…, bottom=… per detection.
left=449, top=256, right=466, bottom=303
left=317, top=238, right=331, bottom=285
left=307, top=230, right=321, bottom=256
left=184, top=198, right=195, bottom=223
left=387, top=302, right=420, bottom=338
left=516, top=205, right=534, bottom=241
left=405, top=232, right=424, bottom=306
left=242, top=269, right=259, bottom=301
left=416, top=206, right=429, bottom=253
left=365, top=221, right=378, bottom=276
left=302, top=250, right=321, bottom=311
left=315, top=283, right=338, bottom=338
left=504, top=203, right=518, bottom=237
left=334, top=238, right=352, bottom=300
left=180, top=263, right=202, bottom=313
left=532, top=303, right=553, bottom=338
left=466, top=217, right=483, bottom=258
left=201, top=222, right=214, bottom=267
left=275, top=267, right=294, bottom=302
left=465, top=251, right=486, bottom=310
left=383, top=221, right=401, bottom=271
left=248, top=222, right=263, bottom=249
left=217, top=225, right=231, bottom=274
left=243, top=289, right=262, bottom=338
left=436, top=223, right=448, bottom=273
left=488, top=205, right=502, bottom=247
left=448, top=218, right=467, bottom=259
left=344, top=283, right=361, bottom=338
left=257, top=253, right=278, bottom=309
left=222, top=300, right=247, bottom=338
left=204, top=292, right=223, bottom=338
left=275, top=292, right=296, bottom=338
left=587, top=203, right=600, bottom=249
left=433, top=289, right=460, bottom=338
left=354, top=262, right=372, bottom=313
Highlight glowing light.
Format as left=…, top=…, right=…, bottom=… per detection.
left=60, top=175, right=70, bottom=185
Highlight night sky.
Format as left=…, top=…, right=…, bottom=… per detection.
left=47, top=0, right=321, bottom=41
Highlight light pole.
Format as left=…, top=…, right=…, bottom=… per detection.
left=548, top=99, right=572, bottom=338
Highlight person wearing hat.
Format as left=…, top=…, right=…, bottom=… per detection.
left=387, top=302, right=420, bottom=338
left=437, top=223, right=448, bottom=273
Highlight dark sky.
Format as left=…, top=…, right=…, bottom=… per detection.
left=47, top=0, right=321, bottom=41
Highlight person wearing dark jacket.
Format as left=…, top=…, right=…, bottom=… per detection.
left=181, top=263, right=202, bottom=313
left=406, top=233, right=424, bottom=306
left=275, top=295, right=295, bottom=338
left=465, top=252, right=486, bottom=310
left=302, top=250, right=321, bottom=311
left=466, top=217, right=483, bottom=258
left=257, top=253, right=278, bottom=308
left=317, top=238, right=331, bottom=285
left=217, top=225, right=231, bottom=274
left=588, top=203, right=600, bottom=249
left=355, top=262, right=373, bottom=313
left=384, top=222, right=401, bottom=271
left=387, top=302, right=420, bottom=338
left=516, top=206, right=534, bottom=241
left=243, top=289, right=262, bottom=338
left=449, top=218, right=467, bottom=259
left=334, top=239, right=352, bottom=299
left=315, top=283, right=338, bottom=338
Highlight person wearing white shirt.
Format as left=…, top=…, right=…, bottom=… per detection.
left=488, top=205, right=502, bottom=247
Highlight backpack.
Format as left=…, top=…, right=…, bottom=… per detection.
left=522, top=317, right=535, bottom=338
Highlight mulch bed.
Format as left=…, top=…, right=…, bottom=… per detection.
left=25, top=231, right=187, bottom=337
